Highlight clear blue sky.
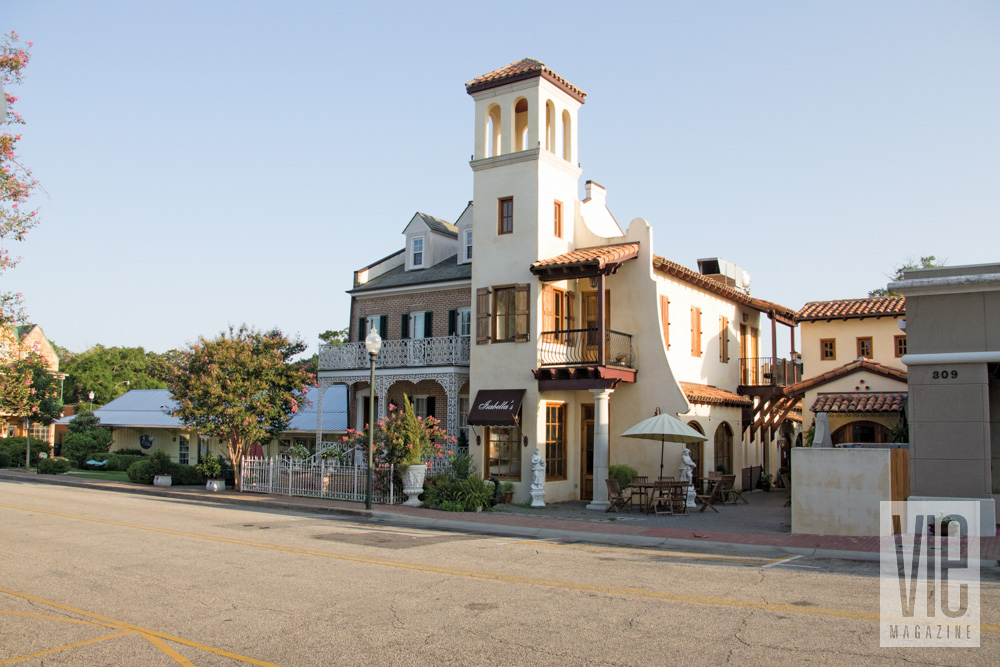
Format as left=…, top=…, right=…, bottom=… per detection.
left=6, top=1, right=999, bottom=357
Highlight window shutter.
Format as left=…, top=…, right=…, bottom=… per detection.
left=542, top=287, right=555, bottom=339
left=719, top=316, right=729, bottom=362
left=379, top=315, right=388, bottom=339
left=424, top=311, right=433, bottom=338
left=476, top=287, right=491, bottom=344
left=691, top=307, right=701, bottom=357
left=358, top=317, right=365, bottom=342
left=426, top=396, right=436, bottom=419
left=515, top=283, right=530, bottom=342
left=565, top=291, right=575, bottom=330
left=660, top=295, right=670, bottom=350
left=400, top=313, right=409, bottom=340
left=448, top=309, right=457, bottom=336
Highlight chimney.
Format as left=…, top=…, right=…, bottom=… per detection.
left=584, top=180, right=606, bottom=206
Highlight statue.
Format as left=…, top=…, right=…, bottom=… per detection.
left=530, top=447, right=546, bottom=507
left=679, top=448, right=698, bottom=508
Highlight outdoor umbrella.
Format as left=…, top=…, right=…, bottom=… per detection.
left=621, top=413, right=708, bottom=479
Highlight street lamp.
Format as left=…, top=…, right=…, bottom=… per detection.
left=364, top=326, right=383, bottom=510
left=88, top=391, right=94, bottom=411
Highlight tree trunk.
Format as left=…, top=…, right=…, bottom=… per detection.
left=228, top=439, right=245, bottom=492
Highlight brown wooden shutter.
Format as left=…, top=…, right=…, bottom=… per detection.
left=565, top=291, right=575, bottom=332
left=720, top=316, right=729, bottom=362
left=659, top=295, right=670, bottom=350
left=514, top=283, right=530, bottom=342
left=476, top=287, right=491, bottom=344
left=691, top=306, right=702, bottom=357
left=541, top=286, right=555, bottom=341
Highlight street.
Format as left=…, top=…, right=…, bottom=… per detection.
left=1, top=479, right=996, bottom=666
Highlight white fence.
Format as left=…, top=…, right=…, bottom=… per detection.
left=313, top=443, right=468, bottom=478
left=240, top=455, right=397, bottom=504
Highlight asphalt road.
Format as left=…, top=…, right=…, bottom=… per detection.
left=0, top=479, right=996, bottom=666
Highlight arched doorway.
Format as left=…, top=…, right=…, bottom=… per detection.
left=714, top=422, right=733, bottom=475
left=686, top=421, right=704, bottom=477
left=832, top=420, right=890, bottom=445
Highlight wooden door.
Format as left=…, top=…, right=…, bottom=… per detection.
left=739, top=324, right=749, bottom=384
left=581, top=404, right=595, bottom=500
left=582, top=290, right=611, bottom=363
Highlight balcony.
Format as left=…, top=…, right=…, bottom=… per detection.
left=533, top=328, right=637, bottom=390
left=739, top=357, right=801, bottom=388
left=319, top=335, right=470, bottom=371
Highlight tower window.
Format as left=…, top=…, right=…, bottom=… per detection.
left=554, top=200, right=563, bottom=238
left=514, top=98, right=528, bottom=152
left=498, top=197, right=513, bottom=235
left=411, top=237, right=424, bottom=268
left=545, top=100, right=556, bottom=153
left=464, top=228, right=473, bottom=261
left=487, top=104, right=501, bottom=158
left=562, top=110, right=572, bottom=161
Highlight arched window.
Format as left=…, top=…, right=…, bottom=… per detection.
left=833, top=421, right=890, bottom=445
left=487, top=104, right=501, bottom=158
left=514, top=98, right=528, bottom=152
left=686, top=421, right=704, bottom=476
left=545, top=100, right=556, bottom=152
left=714, top=422, right=733, bottom=475
left=561, top=109, right=572, bottom=161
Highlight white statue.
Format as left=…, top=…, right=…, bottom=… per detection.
left=679, top=448, right=698, bottom=508
left=530, top=447, right=546, bottom=507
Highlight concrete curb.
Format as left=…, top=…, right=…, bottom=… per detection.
left=0, top=470, right=903, bottom=564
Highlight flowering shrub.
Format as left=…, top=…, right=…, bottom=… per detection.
left=196, top=453, right=223, bottom=479
left=340, top=394, right=454, bottom=469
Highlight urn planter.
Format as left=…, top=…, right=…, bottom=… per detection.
left=401, top=464, right=427, bottom=507
left=153, top=475, right=172, bottom=487
left=205, top=479, right=225, bottom=492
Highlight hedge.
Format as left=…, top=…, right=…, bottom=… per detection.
left=126, top=460, right=205, bottom=486
left=0, top=437, right=50, bottom=467
left=38, top=457, right=71, bottom=475
left=127, top=460, right=155, bottom=485
left=0, top=451, right=10, bottom=468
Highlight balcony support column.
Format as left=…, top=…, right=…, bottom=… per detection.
left=770, top=314, right=778, bottom=386
left=586, top=387, right=614, bottom=511
left=597, top=273, right=606, bottom=365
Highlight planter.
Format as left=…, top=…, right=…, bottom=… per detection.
left=205, top=479, right=225, bottom=492
left=153, top=475, right=172, bottom=487
left=401, top=464, right=427, bottom=507
left=501, top=491, right=513, bottom=504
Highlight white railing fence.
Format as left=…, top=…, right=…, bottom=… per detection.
left=240, top=455, right=396, bottom=504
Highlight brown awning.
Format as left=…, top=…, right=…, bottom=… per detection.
left=466, top=389, right=525, bottom=427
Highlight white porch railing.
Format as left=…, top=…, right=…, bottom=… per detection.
left=318, top=335, right=470, bottom=371
left=240, top=456, right=397, bottom=504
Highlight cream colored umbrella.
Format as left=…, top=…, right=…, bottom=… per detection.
left=621, top=412, right=708, bottom=479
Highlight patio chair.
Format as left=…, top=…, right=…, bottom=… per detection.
left=696, top=480, right=724, bottom=513
left=649, top=480, right=672, bottom=515
left=721, top=474, right=738, bottom=505
left=781, top=473, right=791, bottom=507
left=629, top=475, right=649, bottom=511
left=668, top=482, right=689, bottom=516
left=605, top=478, right=633, bottom=513
left=657, top=476, right=675, bottom=482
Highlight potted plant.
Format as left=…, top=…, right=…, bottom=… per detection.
left=382, top=395, right=448, bottom=507
left=198, top=453, right=225, bottom=492
left=759, top=472, right=773, bottom=492
left=499, top=481, right=515, bottom=503
left=150, top=449, right=173, bottom=487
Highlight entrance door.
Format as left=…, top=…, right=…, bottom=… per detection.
left=582, top=291, right=611, bottom=363
left=360, top=393, right=379, bottom=430
left=581, top=404, right=595, bottom=500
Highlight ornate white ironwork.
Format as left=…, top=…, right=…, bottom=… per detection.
left=240, top=455, right=396, bottom=504
left=319, top=336, right=470, bottom=371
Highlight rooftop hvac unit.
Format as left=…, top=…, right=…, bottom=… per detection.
left=697, top=258, right=751, bottom=293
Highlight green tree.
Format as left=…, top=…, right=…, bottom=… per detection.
left=168, top=325, right=315, bottom=489
left=869, top=255, right=943, bottom=297
left=0, top=348, right=61, bottom=463
left=61, top=345, right=175, bottom=406
left=318, top=328, right=349, bottom=345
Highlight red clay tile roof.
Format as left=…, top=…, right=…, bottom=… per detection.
left=466, top=59, right=586, bottom=103
left=796, top=296, right=905, bottom=322
left=531, top=243, right=639, bottom=274
left=784, top=359, right=908, bottom=397
left=680, top=382, right=751, bottom=408
left=652, top=256, right=798, bottom=324
left=811, top=392, right=907, bottom=413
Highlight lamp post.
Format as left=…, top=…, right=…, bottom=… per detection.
left=364, top=327, right=383, bottom=510
left=88, top=391, right=94, bottom=411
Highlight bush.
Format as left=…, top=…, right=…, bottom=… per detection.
left=438, top=500, right=464, bottom=512
left=127, top=460, right=155, bottom=485
left=149, top=450, right=172, bottom=475
left=424, top=477, right=462, bottom=508
left=0, top=437, right=50, bottom=467
left=62, top=433, right=110, bottom=467
left=457, top=476, right=494, bottom=511
left=445, top=452, right=476, bottom=481
left=608, top=464, right=637, bottom=489
left=0, top=451, right=9, bottom=468
left=167, top=463, right=205, bottom=486
left=114, top=448, right=147, bottom=457
left=106, top=454, right=147, bottom=472
left=38, top=457, right=70, bottom=475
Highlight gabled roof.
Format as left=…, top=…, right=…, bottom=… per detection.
left=783, top=359, right=908, bottom=397
left=796, top=296, right=905, bottom=322
left=349, top=254, right=471, bottom=293
left=652, top=256, right=797, bottom=325
left=680, top=382, right=751, bottom=408
left=466, top=58, right=587, bottom=103
left=811, top=392, right=906, bottom=413
left=56, top=387, right=347, bottom=432
left=415, top=212, right=457, bottom=237
left=530, top=242, right=639, bottom=279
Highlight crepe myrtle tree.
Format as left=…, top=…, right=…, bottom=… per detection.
left=0, top=348, right=61, bottom=464
left=168, top=325, right=315, bottom=489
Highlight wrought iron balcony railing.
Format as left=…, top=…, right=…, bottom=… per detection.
left=739, top=356, right=801, bottom=387
left=538, top=328, right=635, bottom=369
left=319, top=335, right=471, bottom=371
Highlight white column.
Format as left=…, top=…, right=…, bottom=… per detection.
left=586, top=387, right=614, bottom=510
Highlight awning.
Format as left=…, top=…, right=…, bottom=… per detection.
left=466, top=389, right=526, bottom=427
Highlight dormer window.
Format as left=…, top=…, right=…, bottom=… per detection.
left=464, top=229, right=473, bottom=261
left=411, top=236, right=425, bottom=268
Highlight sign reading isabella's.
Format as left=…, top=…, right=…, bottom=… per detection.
left=466, top=389, right=526, bottom=427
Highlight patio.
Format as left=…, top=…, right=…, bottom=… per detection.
left=492, top=487, right=793, bottom=536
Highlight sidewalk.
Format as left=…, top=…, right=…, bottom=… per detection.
left=3, top=470, right=997, bottom=564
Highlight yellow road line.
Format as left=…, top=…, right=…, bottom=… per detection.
left=2, top=502, right=998, bottom=635
left=0, top=630, right=132, bottom=665
left=0, top=609, right=119, bottom=629
left=141, top=632, right=196, bottom=666
left=0, top=586, right=280, bottom=667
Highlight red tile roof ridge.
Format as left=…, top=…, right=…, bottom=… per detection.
left=466, top=58, right=586, bottom=101
left=796, top=296, right=905, bottom=322
left=811, top=391, right=907, bottom=413
left=531, top=242, right=639, bottom=270
left=679, top=381, right=751, bottom=407
left=784, top=359, right=908, bottom=397
left=652, top=255, right=796, bottom=321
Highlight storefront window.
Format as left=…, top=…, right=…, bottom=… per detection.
left=486, top=426, right=520, bottom=480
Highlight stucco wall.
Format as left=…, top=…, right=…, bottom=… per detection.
left=799, top=316, right=905, bottom=378
left=792, top=447, right=892, bottom=536
left=802, top=370, right=908, bottom=432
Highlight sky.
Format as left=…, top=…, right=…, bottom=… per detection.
left=4, top=1, right=999, bottom=358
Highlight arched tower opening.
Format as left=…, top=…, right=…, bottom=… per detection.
left=514, top=97, right=529, bottom=152
left=545, top=100, right=556, bottom=152
left=561, top=109, right=572, bottom=162
left=487, top=104, right=501, bottom=158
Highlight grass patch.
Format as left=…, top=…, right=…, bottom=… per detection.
left=65, top=470, right=131, bottom=483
